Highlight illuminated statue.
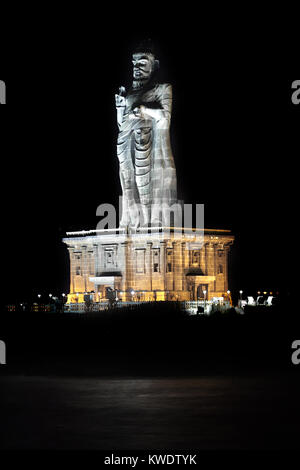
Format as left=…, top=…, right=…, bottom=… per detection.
left=115, top=41, right=177, bottom=228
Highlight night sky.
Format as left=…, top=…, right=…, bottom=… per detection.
left=1, top=25, right=298, bottom=305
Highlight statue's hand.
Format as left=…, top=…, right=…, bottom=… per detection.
left=115, top=94, right=126, bottom=108
left=132, top=105, right=146, bottom=118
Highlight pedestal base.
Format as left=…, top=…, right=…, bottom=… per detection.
left=63, top=227, right=234, bottom=302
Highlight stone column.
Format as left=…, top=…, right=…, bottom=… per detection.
left=224, top=245, right=230, bottom=292
left=172, top=241, right=176, bottom=291
left=93, top=244, right=98, bottom=277
left=200, top=243, right=206, bottom=274
left=126, top=240, right=135, bottom=296
left=188, top=246, right=192, bottom=268
left=205, top=242, right=215, bottom=299
left=213, top=243, right=217, bottom=292
left=160, top=240, right=166, bottom=291
left=206, top=242, right=215, bottom=276
left=174, top=241, right=182, bottom=292
left=147, top=241, right=153, bottom=293
left=193, top=278, right=197, bottom=301
left=68, top=247, right=75, bottom=293
left=82, top=245, right=87, bottom=292
left=181, top=242, right=187, bottom=292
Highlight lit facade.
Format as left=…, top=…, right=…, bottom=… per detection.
left=63, top=227, right=234, bottom=303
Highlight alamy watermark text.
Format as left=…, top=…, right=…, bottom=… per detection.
left=291, top=80, right=300, bottom=105
left=0, top=80, right=6, bottom=104
left=0, top=340, right=6, bottom=364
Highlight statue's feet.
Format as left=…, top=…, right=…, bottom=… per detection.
left=140, top=205, right=150, bottom=227
left=128, top=202, right=140, bottom=229
left=119, top=214, right=130, bottom=229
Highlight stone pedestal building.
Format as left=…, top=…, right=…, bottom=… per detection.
left=63, top=227, right=234, bottom=303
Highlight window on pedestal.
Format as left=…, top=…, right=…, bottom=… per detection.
left=167, top=249, right=173, bottom=272
left=76, top=266, right=81, bottom=276
left=88, top=252, right=94, bottom=274
left=136, top=249, right=145, bottom=274
left=192, top=250, right=200, bottom=266
left=218, top=264, right=223, bottom=274
left=104, top=248, right=116, bottom=268
left=153, top=249, right=160, bottom=273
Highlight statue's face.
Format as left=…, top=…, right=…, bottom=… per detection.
left=132, top=53, right=154, bottom=81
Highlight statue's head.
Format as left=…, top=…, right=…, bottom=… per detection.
left=132, top=40, right=159, bottom=85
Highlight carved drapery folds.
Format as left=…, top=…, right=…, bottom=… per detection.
left=116, top=50, right=177, bottom=229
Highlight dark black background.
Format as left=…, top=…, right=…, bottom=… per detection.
left=1, top=21, right=298, bottom=305
left=1, top=10, right=300, bottom=460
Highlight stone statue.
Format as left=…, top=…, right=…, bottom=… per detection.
left=115, top=41, right=177, bottom=229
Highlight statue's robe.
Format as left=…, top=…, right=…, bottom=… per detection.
left=117, top=82, right=177, bottom=228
